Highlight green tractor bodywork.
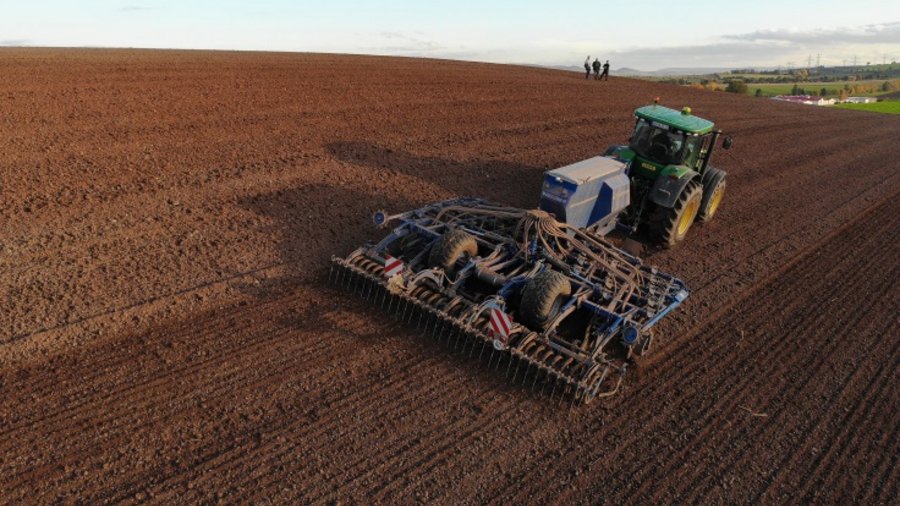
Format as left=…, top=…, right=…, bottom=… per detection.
left=606, top=104, right=731, bottom=246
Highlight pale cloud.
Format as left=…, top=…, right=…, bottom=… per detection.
left=366, top=31, right=445, bottom=53
left=603, top=22, right=900, bottom=69
left=117, top=5, right=152, bottom=13
left=725, top=22, right=900, bottom=44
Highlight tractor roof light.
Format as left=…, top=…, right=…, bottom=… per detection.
left=682, top=106, right=692, bottom=116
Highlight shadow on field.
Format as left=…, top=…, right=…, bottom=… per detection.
left=236, top=183, right=417, bottom=299
left=325, top=141, right=546, bottom=208
left=324, top=141, right=669, bottom=259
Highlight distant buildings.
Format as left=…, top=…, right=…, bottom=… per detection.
left=844, top=96, right=878, bottom=104
left=772, top=95, right=837, bottom=106
left=771, top=95, right=884, bottom=106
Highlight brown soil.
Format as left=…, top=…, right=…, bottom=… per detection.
left=1, top=48, right=898, bottom=504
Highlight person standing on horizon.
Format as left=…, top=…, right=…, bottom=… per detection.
left=592, top=58, right=601, bottom=80
left=601, top=60, right=610, bottom=81
left=584, top=56, right=591, bottom=79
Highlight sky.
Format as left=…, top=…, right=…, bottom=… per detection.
left=1, top=1, right=899, bottom=70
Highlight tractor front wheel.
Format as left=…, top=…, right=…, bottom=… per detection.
left=698, top=171, right=726, bottom=222
left=648, top=181, right=703, bottom=247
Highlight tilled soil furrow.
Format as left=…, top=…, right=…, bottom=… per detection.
left=5, top=331, right=437, bottom=504
left=1, top=292, right=338, bottom=440
left=838, top=386, right=900, bottom=504
left=1, top=309, right=417, bottom=493
left=237, top=345, right=554, bottom=502
left=140, top=352, right=467, bottom=504
left=681, top=295, right=899, bottom=504
left=633, top=205, right=899, bottom=503
left=91, top=353, right=448, bottom=505
left=794, top=345, right=900, bottom=505
left=498, top=275, right=837, bottom=505
left=760, top=335, right=898, bottom=503
left=526, top=197, right=898, bottom=504
left=649, top=217, right=900, bottom=502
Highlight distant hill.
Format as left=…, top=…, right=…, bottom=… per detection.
left=540, top=65, right=738, bottom=77
left=614, top=67, right=735, bottom=77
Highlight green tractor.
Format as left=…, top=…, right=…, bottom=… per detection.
left=603, top=102, right=732, bottom=246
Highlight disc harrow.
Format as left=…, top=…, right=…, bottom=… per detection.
left=330, top=198, right=688, bottom=403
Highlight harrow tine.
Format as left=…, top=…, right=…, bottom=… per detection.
left=328, top=264, right=335, bottom=283
left=343, top=268, right=353, bottom=290
left=435, top=318, right=445, bottom=340
left=558, top=383, right=570, bottom=408
left=425, top=312, right=435, bottom=336
left=487, top=349, right=495, bottom=369
left=416, top=310, right=424, bottom=330
left=519, top=362, right=529, bottom=387
left=514, top=357, right=527, bottom=384
left=443, top=321, right=453, bottom=345
left=408, top=301, right=418, bottom=325
left=460, top=332, right=469, bottom=354
left=505, top=353, right=515, bottom=379
left=531, top=367, right=543, bottom=392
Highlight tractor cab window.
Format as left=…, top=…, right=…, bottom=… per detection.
left=629, top=119, right=693, bottom=166
left=682, top=135, right=703, bottom=168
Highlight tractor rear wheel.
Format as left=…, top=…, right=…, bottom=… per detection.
left=648, top=180, right=703, bottom=247
left=428, top=229, right=478, bottom=274
left=520, top=270, right=571, bottom=329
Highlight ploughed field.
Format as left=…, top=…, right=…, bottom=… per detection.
left=1, top=49, right=898, bottom=504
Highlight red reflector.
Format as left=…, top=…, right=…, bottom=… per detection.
left=669, top=174, right=678, bottom=180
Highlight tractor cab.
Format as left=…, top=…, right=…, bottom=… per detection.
left=627, top=105, right=718, bottom=178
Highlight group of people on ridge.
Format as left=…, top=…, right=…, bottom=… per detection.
left=584, top=57, right=610, bottom=81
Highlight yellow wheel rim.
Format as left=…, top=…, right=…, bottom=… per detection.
left=708, top=185, right=725, bottom=217
left=677, top=196, right=701, bottom=237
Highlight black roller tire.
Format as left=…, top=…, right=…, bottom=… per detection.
left=519, top=270, right=572, bottom=329
left=428, top=229, right=478, bottom=274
